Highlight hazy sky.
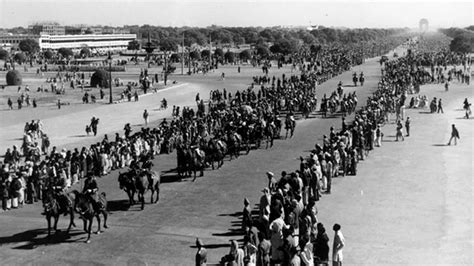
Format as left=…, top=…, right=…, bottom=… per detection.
left=0, top=0, right=472, bottom=29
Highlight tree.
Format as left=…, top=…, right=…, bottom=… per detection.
left=160, top=38, right=178, bottom=52
left=240, top=49, right=252, bottom=61
left=201, top=49, right=211, bottom=59
left=224, top=51, right=235, bottom=63
left=170, top=53, right=180, bottom=62
left=43, top=50, right=54, bottom=60
left=58, top=48, right=74, bottom=58
left=449, top=34, right=473, bottom=53
left=13, top=53, right=27, bottom=63
left=0, top=49, right=9, bottom=60
left=255, top=45, right=270, bottom=58
left=214, top=48, right=224, bottom=58
left=127, top=40, right=140, bottom=50
left=90, top=69, right=110, bottom=88
left=310, top=44, right=322, bottom=55
left=80, top=47, right=91, bottom=58
left=18, top=39, right=40, bottom=54
left=6, top=70, right=22, bottom=85
left=189, top=50, right=201, bottom=60
left=270, top=38, right=299, bottom=55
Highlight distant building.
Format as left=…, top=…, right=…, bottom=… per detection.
left=39, top=34, right=137, bottom=52
left=103, top=28, right=130, bottom=34
left=29, top=23, right=65, bottom=35
left=0, top=34, right=40, bottom=49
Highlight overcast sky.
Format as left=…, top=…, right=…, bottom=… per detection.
left=0, top=0, right=472, bottom=29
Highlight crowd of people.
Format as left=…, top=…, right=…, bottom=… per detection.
left=1, top=38, right=382, bottom=213
left=201, top=38, right=471, bottom=266
left=0, top=33, right=470, bottom=265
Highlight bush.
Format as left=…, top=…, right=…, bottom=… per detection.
left=0, top=49, right=9, bottom=60
left=449, top=34, right=473, bottom=53
left=190, top=50, right=201, bottom=60
left=90, top=69, right=110, bottom=88
left=240, top=49, right=252, bottom=61
left=255, top=45, right=270, bottom=58
left=201, top=50, right=210, bottom=59
left=13, top=53, right=27, bottom=63
left=80, top=47, right=91, bottom=58
left=18, top=39, right=40, bottom=54
left=43, top=50, right=54, bottom=60
left=214, top=48, right=224, bottom=58
left=58, top=48, right=74, bottom=58
left=6, top=70, right=22, bottom=85
left=224, top=51, right=235, bottom=63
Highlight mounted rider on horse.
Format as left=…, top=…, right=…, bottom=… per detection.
left=83, top=174, right=104, bottom=212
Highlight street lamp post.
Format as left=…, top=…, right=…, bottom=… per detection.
left=108, top=51, right=113, bottom=104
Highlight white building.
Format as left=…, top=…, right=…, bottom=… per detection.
left=39, top=34, right=137, bottom=53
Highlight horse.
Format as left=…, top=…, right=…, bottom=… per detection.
left=237, top=125, right=251, bottom=154
left=285, top=117, right=296, bottom=139
left=188, top=148, right=206, bottom=181
left=205, top=139, right=227, bottom=170
left=118, top=171, right=137, bottom=207
left=73, top=190, right=108, bottom=243
left=135, top=169, right=160, bottom=210
left=225, top=132, right=242, bottom=159
left=42, top=188, right=77, bottom=236
left=176, top=143, right=188, bottom=178
left=264, top=123, right=275, bottom=149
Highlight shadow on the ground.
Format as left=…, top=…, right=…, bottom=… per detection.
left=418, top=111, right=433, bottom=114
left=107, top=199, right=130, bottom=212
left=0, top=228, right=85, bottom=250
left=212, top=227, right=244, bottom=237
left=70, top=134, right=88, bottom=138
left=189, top=243, right=230, bottom=250
left=432, top=144, right=448, bottom=147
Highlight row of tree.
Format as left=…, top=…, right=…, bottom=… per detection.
left=438, top=27, right=474, bottom=53
left=132, top=25, right=407, bottom=47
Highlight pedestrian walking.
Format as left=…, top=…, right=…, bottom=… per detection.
left=437, top=99, right=444, bottom=113
left=395, top=120, right=404, bottom=141
left=143, top=109, right=149, bottom=126
left=57, top=99, right=61, bottom=109
left=332, top=224, right=345, bottom=266
left=405, top=117, right=411, bottom=137
left=195, top=238, right=208, bottom=266
left=447, top=124, right=460, bottom=146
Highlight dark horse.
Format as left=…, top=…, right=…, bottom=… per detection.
left=118, top=170, right=137, bottom=207
left=225, top=132, right=242, bottom=159
left=42, top=188, right=77, bottom=236
left=135, top=170, right=160, bottom=210
left=73, top=191, right=108, bottom=243
left=285, top=116, right=296, bottom=139
left=264, top=122, right=275, bottom=149
left=205, top=138, right=227, bottom=170
left=177, top=144, right=206, bottom=181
